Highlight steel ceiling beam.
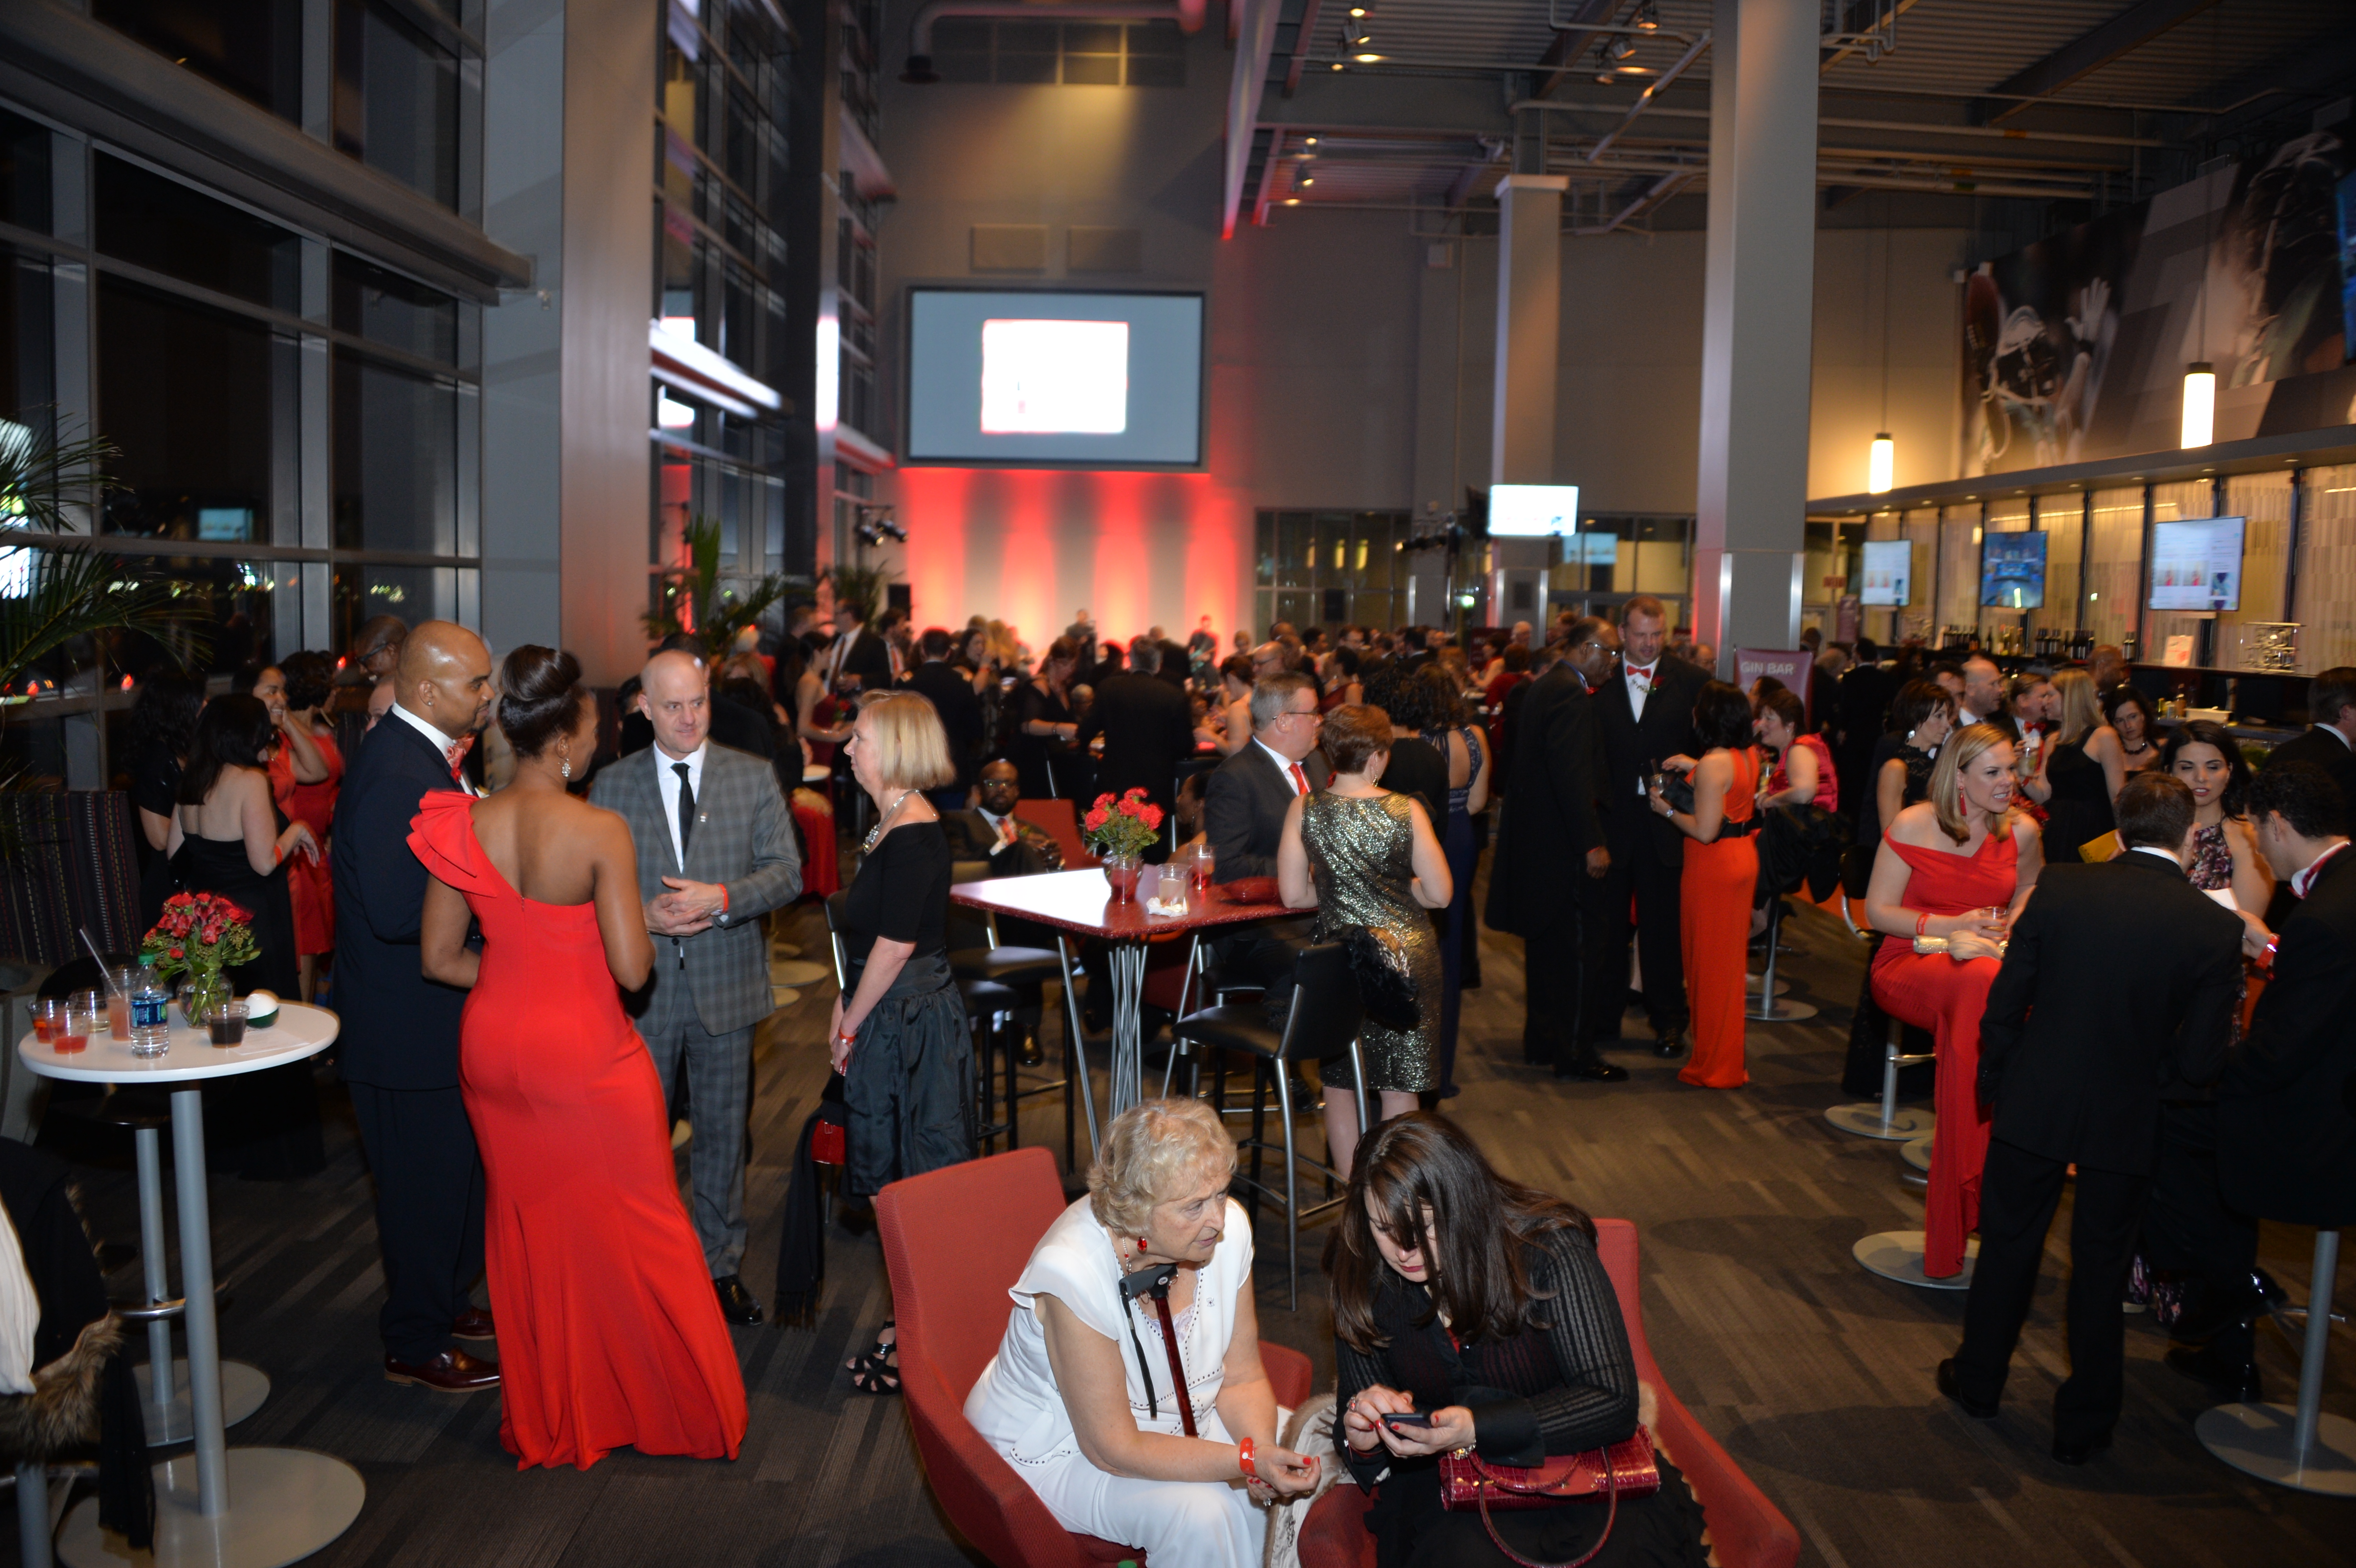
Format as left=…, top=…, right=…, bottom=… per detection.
left=1972, top=0, right=2224, bottom=124
left=1529, top=0, right=1625, bottom=103
left=1281, top=0, right=1323, bottom=96
left=1221, top=0, right=1286, bottom=239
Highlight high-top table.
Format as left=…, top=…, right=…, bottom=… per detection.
left=950, top=870, right=1293, bottom=1153
left=20, top=1003, right=366, bottom=1568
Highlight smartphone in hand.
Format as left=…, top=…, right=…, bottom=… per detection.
left=1378, top=1411, right=1434, bottom=1430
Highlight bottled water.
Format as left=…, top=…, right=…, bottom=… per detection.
left=129, top=960, right=171, bottom=1058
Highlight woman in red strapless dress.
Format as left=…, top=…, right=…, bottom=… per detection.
left=1864, top=723, right=2044, bottom=1279
left=1649, top=680, right=1763, bottom=1089
left=413, top=646, right=747, bottom=1471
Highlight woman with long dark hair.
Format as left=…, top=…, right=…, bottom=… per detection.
left=2163, top=719, right=2273, bottom=914
left=1331, top=1113, right=1711, bottom=1568
left=1858, top=679, right=1955, bottom=856
left=2106, top=685, right=2166, bottom=776
left=1011, top=637, right=1083, bottom=800
left=129, top=672, right=207, bottom=930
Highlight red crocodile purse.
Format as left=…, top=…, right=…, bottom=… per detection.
left=1437, top=1429, right=1661, bottom=1568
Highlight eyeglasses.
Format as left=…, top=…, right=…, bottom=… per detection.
left=1286, top=707, right=1322, bottom=723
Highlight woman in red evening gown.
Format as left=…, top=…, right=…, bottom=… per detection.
left=1863, top=724, right=2044, bottom=1279
left=1650, top=680, right=1763, bottom=1089
left=266, top=653, right=344, bottom=1000
left=414, top=646, right=747, bottom=1470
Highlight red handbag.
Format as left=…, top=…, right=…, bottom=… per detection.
left=1437, top=1429, right=1661, bottom=1568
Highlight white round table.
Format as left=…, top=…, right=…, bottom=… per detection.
left=19, top=1004, right=366, bottom=1568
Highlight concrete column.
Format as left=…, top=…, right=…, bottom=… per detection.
left=1490, top=174, right=1567, bottom=487
left=1691, top=0, right=1819, bottom=671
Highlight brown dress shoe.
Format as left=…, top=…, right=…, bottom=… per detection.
left=384, top=1347, right=501, bottom=1393
left=451, top=1307, right=496, bottom=1341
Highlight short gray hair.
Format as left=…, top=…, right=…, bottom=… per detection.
left=1087, top=1099, right=1236, bottom=1236
left=1129, top=638, right=1162, bottom=674
left=1249, top=670, right=1318, bottom=731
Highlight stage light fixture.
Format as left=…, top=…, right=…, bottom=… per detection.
left=2180, top=362, right=2214, bottom=448
left=1635, top=0, right=1660, bottom=29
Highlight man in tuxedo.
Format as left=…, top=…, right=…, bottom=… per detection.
left=1595, top=595, right=1707, bottom=1055
left=825, top=602, right=893, bottom=693
left=1942, top=773, right=2243, bottom=1463
left=1485, top=616, right=1622, bottom=1081
left=331, top=622, right=499, bottom=1393
left=1079, top=639, right=1195, bottom=853
left=589, top=649, right=803, bottom=1326
left=1203, top=671, right=1329, bottom=993
left=905, top=627, right=983, bottom=807
left=1832, top=638, right=1895, bottom=818
left=2261, top=666, right=2356, bottom=803
left=1957, top=654, right=2007, bottom=730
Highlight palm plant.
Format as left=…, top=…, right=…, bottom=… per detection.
left=828, top=560, right=888, bottom=630
left=643, top=514, right=791, bottom=655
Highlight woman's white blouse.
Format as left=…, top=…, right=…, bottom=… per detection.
left=965, top=1196, right=1255, bottom=1466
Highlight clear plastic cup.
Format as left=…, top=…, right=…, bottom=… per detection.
left=55, top=994, right=95, bottom=1055
left=205, top=1001, right=249, bottom=1047
left=30, top=998, right=63, bottom=1045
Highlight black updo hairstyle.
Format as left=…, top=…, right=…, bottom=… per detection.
left=498, top=645, right=587, bottom=758
left=279, top=650, right=335, bottom=712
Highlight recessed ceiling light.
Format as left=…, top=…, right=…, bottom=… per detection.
left=1331, top=62, right=1343, bottom=70
left=1305, top=136, right=1318, bottom=145
left=1284, top=197, right=1300, bottom=206
left=1348, top=5, right=1366, bottom=14
left=1354, top=52, right=1382, bottom=62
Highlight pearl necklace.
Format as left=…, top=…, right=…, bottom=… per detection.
left=862, top=788, right=916, bottom=853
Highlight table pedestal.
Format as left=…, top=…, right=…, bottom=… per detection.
left=128, top=1125, right=267, bottom=1444
left=54, top=1089, right=362, bottom=1567
left=1854, top=1230, right=1977, bottom=1289
left=2198, top=1229, right=2356, bottom=1495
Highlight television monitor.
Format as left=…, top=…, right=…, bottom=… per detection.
left=1487, top=485, right=1581, bottom=537
left=1859, top=539, right=1912, bottom=607
left=904, top=289, right=1204, bottom=466
left=2149, top=516, right=2248, bottom=612
left=1979, top=530, right=2047, bottom=610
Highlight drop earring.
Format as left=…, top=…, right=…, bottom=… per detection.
left=559, top=752, right=571, bottom=779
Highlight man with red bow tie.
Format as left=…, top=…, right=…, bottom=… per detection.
left=331, top=622, right=502, bottom=1394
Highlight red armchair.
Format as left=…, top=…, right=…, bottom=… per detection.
left=878, top=1146, right=1316, bottom=1568
left=1298, top=1218, right=1800, bottom=1568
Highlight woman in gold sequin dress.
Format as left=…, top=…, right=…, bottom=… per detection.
left=1277, top=704, right=1453, bottom=1179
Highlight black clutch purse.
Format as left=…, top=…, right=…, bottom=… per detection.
left=1337, top=924, right=1421, bottom=1031
left=1652, top=769, right=1696, bottom=816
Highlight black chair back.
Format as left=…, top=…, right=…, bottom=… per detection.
left=822, top=891, right=851, bottom=991
left=946, top=860, right=995, bottom=950
left=1273, top=942, right=1363, bottom=1062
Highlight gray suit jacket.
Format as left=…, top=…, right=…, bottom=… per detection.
left=589, top=741, right=804, bottom=1036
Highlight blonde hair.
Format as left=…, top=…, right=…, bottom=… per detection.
left=853, top=691, right=957, bottom=790
left=1929, top=722, right=2016, bottom=844
left=2051, top=668, right=2103, bottom=746
left=1087, top=1099, right=1236, bottom=1236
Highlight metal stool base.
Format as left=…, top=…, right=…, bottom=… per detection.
left=134, top=1361, right=270, bottom=1446
left=2196, top=1405, right=2356, bottom=1495
left=57, top=1448, right=364, bottom=1568
left=1900, top=1135, right=1933, bottom=1173
left=1854, top=1230, right=1976, bottom=1289
left=1824, top=1103, right=1934, bottom=1141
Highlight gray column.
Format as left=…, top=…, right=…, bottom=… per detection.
left=1490, top=174, right=1567, bottom=487
left=1691, top=0, right=1818, bottom=670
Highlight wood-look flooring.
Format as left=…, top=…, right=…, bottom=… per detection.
left=20, top=890, right=2354, bottom=1567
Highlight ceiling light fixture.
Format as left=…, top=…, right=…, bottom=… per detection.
left=1868, top=196, right=1895, bottom=494
left=1354, top=51, right=1382, bottom=62
left=1868, top=435, right=1895, bottom=494
left=1300, top=176, right=1314, bottom=185
left=2180, top=362, right=2215, bottom=448
left=1634, top=0, right=1660, bottom=30
left=1304, top=136, right=1318, bottom=146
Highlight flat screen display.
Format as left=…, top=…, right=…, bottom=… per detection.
left=1979, top=530, right=2047, bottom=610
left=1487, top=485, right=1581, bottom=537
left=2149, top=516, right=2247, bottom=611
left=1859, top=539, right=1912, bottom=607
left=905, top=289, right=1203, bottom=466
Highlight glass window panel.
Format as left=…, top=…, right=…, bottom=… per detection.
left=97, top=276, right=279, bottom=539
left=94, top=156, right=300, bottom=314
left=331, top=251, right=458, bottom=365
left=109, top=557, right=293, bottom=679
left=332, top=349, right=458, bottom=553
left=2, top=247, right=56, bottom=439
left=333, top=562, right=459, bottom=651
left=0, top=111, right=50, bottom=234
left=334, top=0, right=461, bottom=210
left=1275, top=512, right=1311, bottom=586
left=93, top=0, right=304, bottom=121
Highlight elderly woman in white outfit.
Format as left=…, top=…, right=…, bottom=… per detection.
left=966, top=1099, right=1322, bottom=1567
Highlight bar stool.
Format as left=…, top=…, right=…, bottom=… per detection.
left=1825, top=1015, right=1936, bottom=1140
left=1172, top=943, right=1365, bottom=1307
left=1745, top=896, right=1815, bottom=1022
left=2197, top=1228, right=2356, bottom=1493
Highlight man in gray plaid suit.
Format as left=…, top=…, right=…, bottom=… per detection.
left=591, top=648, right=802, bottom=1325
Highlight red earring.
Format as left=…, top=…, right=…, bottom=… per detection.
left=1136, top=1237, right=1148, bottom=1252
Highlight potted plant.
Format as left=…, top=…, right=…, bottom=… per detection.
left=139, top=891, right=257, bottom=1027
left=1081, top=788, right=1163, bottom=904
left=643, top=514, right=792, bottom=655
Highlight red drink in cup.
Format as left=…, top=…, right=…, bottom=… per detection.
left=30, top=1002, right=58, bottom=1044
left=107, top=993, right=132, bottom=1041
left=55, top=1010, right=89, bottom=1053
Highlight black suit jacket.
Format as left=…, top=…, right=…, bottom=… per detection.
left=2263, top=726, right=2356, bottom=806
left=2221, top=848, right=2356, bottom=1226
left=1077, top=671, right=1195, bottom=810
left=907, top=660, right=984, bottom=790
left=1597, top=658, right=1706, bottom=867
left=829, top=630, right=893, bottom=690
left=330, top=714, right=470, bottom=1091
left=1835, top=664, right=1897, bottom=756
left=1977, top=853, right=2244, bottom=1176
left=941, top=807, right=1056, bottom=878
left=1485, top=666, right=1608, bottom=936
left=1204, top=741, right=1329, bottom=882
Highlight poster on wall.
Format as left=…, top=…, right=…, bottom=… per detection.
left=1963, top=106, right=2355, bottom=475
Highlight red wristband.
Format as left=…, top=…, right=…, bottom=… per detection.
left=1237, top=1437, right=1257, bottom=1479
left=1915, top=912, right=1928, bottom=936
left=718, top=884, right=729, bottom=913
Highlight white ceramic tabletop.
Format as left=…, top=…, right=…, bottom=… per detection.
left=18, top=1002, right=340, bottom=1085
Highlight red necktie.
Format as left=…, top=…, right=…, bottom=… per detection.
left=444, top=733, right=475, bottom=784
left=1289, top=763, right=1309, bottom=796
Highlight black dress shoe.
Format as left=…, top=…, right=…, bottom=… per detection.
left=714, top=1274, right=765, bottom=1326
left=1652, top=1032, right=1687, bottom=1058
left=2051, top=1430, right=2113, bottom=1466
left=2165, top=1343, right=2262, bottom=1403
left=1554, top=1057, right=1630, bottom=1083
left=1936, top=1359, right=1998, bottom=1419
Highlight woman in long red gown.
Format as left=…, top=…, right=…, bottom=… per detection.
left=414, top=646, right=747, bottom=1470
left=265, top=654, right=344, bottom=1000
left=1863, top=724, right=2044, bottom=1279
left=1649, top=680, right=1762, bottom=1089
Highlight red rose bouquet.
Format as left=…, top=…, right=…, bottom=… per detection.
left=1081, top=787, right=1164, bottom=861
left=142, top=891, right=258, bottom=991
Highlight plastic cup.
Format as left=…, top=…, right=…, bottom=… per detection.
left=30, top=998, right=62, bottom=1044
left=206, top=1001, right=249, bottom=1047
left=1191, top=846, right=1214, bottom=890
left=55, top=996, right=94, bottom=1055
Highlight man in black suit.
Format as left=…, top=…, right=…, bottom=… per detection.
left=1594, top=594, right=1707, bottom=1054
left=1203, top=671, right=1329, bottom=993
left=1833, top=638, right=1896, bottom=819
left=1485, top=616, right=1623, bottom=1081
left=2261, top=666, right=2356, bottom=804
left=1079, top=640, right=1196, bottom=858
left=1941, top=773, right=2243, bottom=1464
left=941, top=759, right=1063, bottom=879
left=823, top=602, right=894, bottom=693
left=906, top=627, right=984, bottom=806
left=330, top=622, right=501, bottom=1394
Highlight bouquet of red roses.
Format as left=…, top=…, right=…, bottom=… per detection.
left=1081, top=787, right=1164, bottom=860
left=141, top=891, right=258, bottom=983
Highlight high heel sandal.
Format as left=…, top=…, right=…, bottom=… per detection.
left=845, top=1320, right=896, bottom=1375
left=849, top=1355, right=900, bottom=1395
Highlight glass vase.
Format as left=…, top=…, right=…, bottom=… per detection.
left=1101, top=852, right=1142, bottom=904
left=179, top=966, right=230, bottom=1030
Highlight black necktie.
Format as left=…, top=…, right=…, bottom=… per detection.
left=674, top=762, right=696, bottom=861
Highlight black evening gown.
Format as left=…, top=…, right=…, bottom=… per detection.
left=169, top=834, right=325, bottom=1179
left=2041, top=738, right=2115, bottom=863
